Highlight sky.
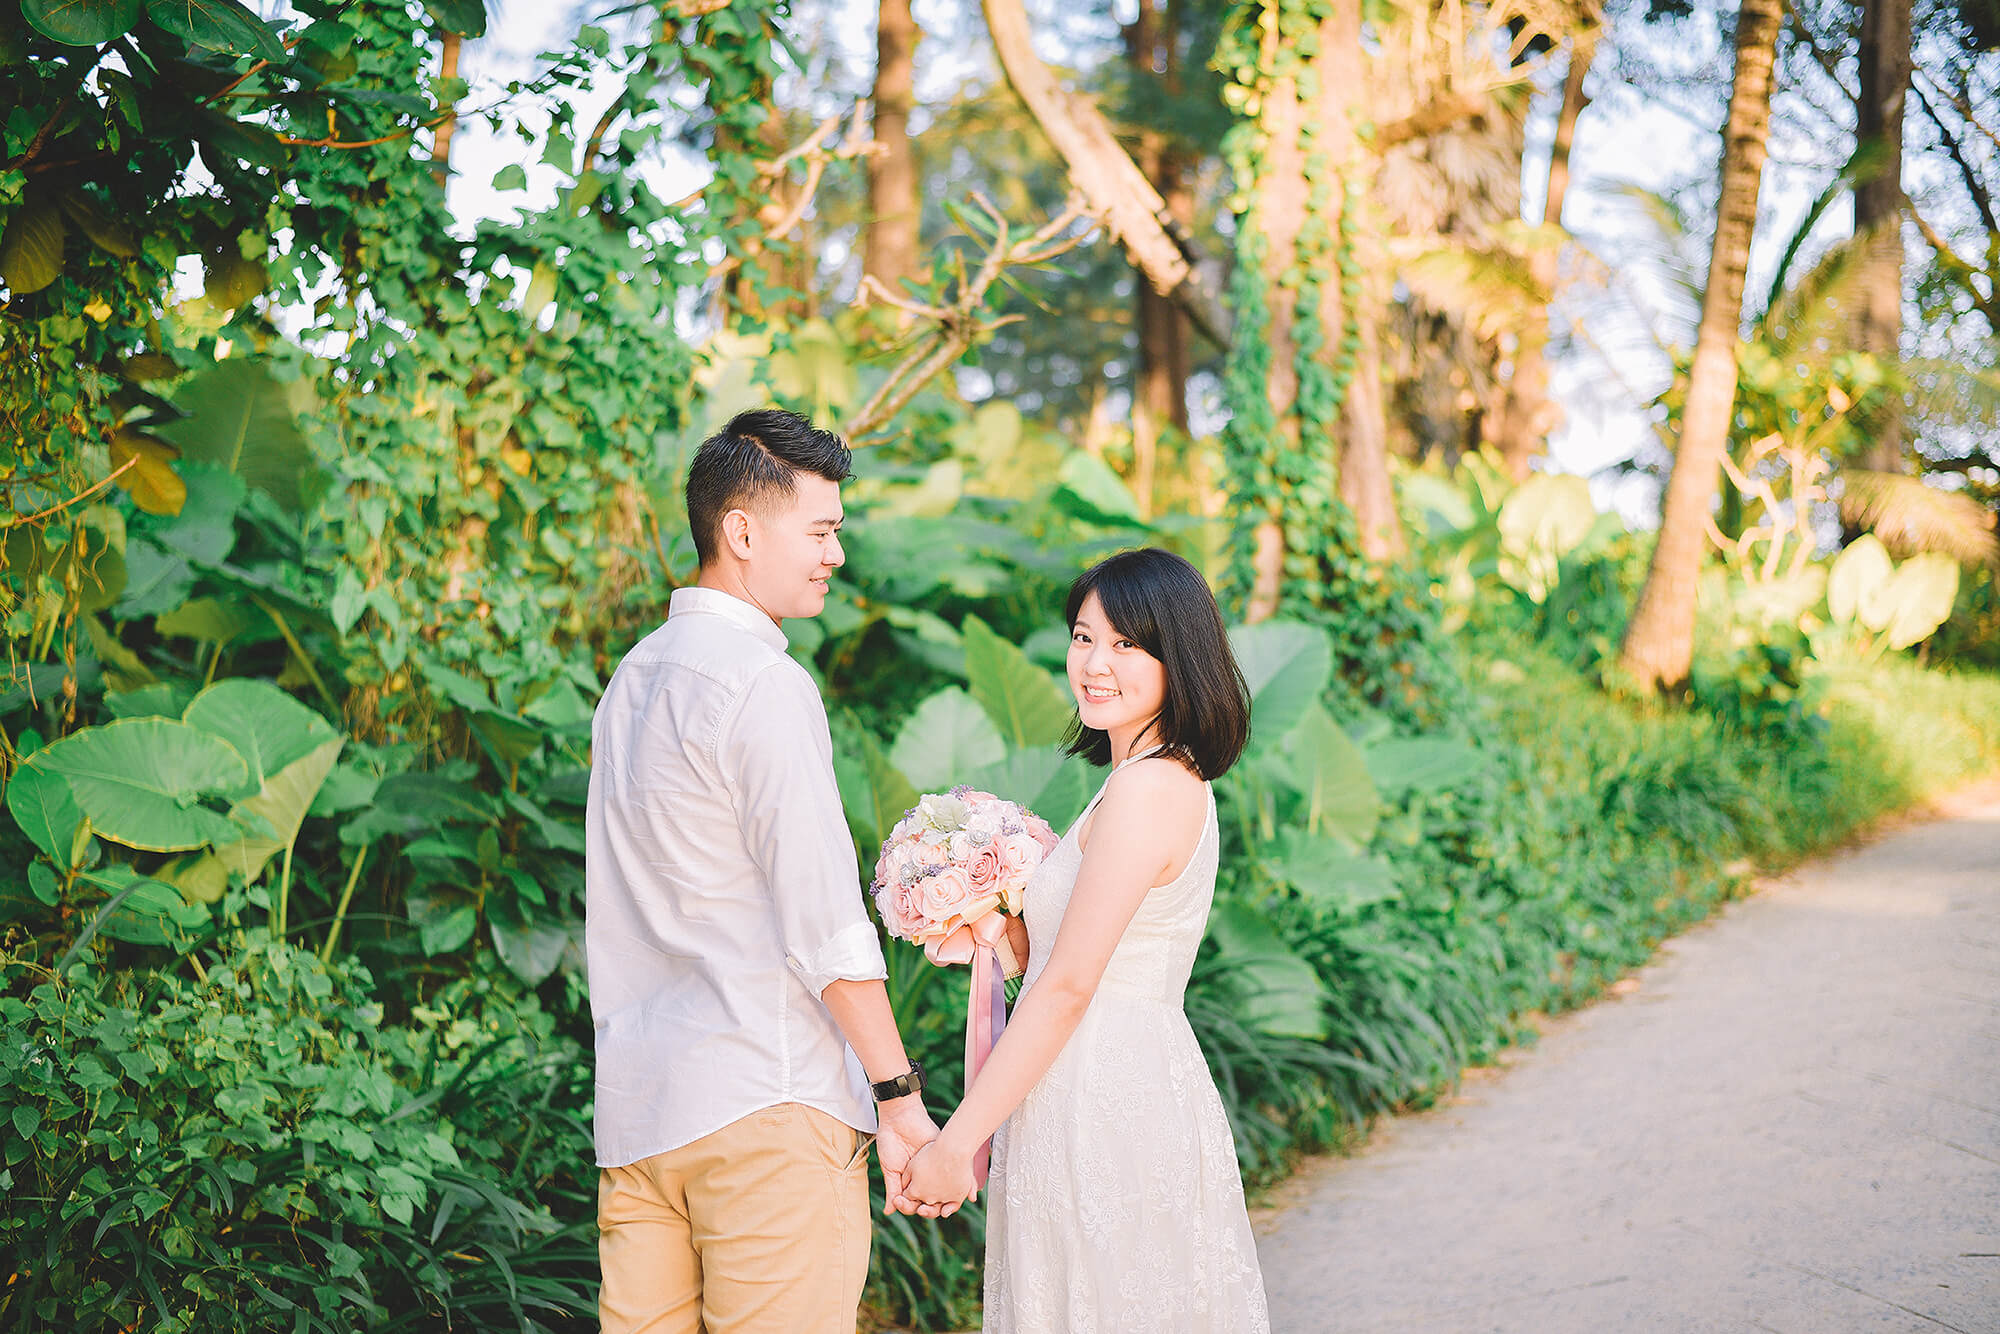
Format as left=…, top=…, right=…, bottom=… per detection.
left=400, top=0, right=1877, bottom=526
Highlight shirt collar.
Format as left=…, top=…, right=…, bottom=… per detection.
left=669, top=586, right=791, bottom=653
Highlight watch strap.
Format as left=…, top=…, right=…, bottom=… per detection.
left=870, top=1061, right=924, bottom=1102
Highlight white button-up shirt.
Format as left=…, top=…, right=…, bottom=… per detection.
left=585, top=586, right=888, bottom=1168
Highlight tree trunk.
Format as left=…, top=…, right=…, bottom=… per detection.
left=981, top=0, right=1230, bottom=350
left=431, top=32, right=463, bottom=188
left=1243, top=11, right=1313, bottom=623
left=1854, top=0, right=1912, bottom=473
left=1326, top=0, right=1405, bottom=562
left=1128, top=0, right=1190, bottom=521
left=1616, top=0, right=1783, bottom=693
left=1340, top=310, right=1406, bottom=559
left=1491, top=25, right=1596, bottom=480
left=866, top=0, right=921, bottom=297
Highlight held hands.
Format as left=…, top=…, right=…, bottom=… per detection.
left=873, top=1097, right=955, bottom=1219
left=902, top=1130, right=979, bottom=1217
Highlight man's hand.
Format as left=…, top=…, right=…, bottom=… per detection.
left=874, top=1095, right=946, bottom=1217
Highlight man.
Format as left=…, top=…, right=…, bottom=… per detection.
left=586, top=408, right=942, bottom=1333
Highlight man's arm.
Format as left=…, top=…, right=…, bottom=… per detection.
left=721, top=665, right=943, bottom=1214
left=821, top=978, right=948, bottom=1216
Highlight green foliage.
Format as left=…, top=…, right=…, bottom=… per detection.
left=0, top=938, right=594, bottom=1332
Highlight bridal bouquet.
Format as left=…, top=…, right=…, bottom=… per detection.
left=872, top=790, right=1057, bottom=971
left=872, top=789, right=1059, bottom=1180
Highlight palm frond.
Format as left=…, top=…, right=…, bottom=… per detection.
left=1756, top=138, right=1893, bottom=322
left=1390, top=229, right=1558, bottom=342
left=1758, top=231, right=1875, bottom=363
left=1838, top=469, right=2000, bottom=566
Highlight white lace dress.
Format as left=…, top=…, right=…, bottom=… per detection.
left=982, top=761, right=1271, bottom=1333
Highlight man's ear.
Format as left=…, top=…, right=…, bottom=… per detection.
left=721, top=507, right=754, bottom=560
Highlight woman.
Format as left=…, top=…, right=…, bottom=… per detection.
left=903, top=547, right=1270, bottom=1332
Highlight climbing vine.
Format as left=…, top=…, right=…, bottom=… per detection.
left=1214, top=0, right=1452, bottom=722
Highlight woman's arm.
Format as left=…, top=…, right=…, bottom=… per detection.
left=901, top=759, right=1207, bottom=1204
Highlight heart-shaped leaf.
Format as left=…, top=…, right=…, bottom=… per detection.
left=7, top=759, right=84, bottom=866
left=0, top=201, right=66, bottom=294
left=492, top=919, right=569, bottom=985
left=110, top=429, right=187, bottom=516
left=184, top=679, right=338, bottom=799
left=1204, top=900, right=1328, bottom=1039
left=1285, top=703, right=1378, bottom=847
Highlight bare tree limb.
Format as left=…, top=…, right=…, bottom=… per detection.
left=845, top=194, right=1095, bottom=438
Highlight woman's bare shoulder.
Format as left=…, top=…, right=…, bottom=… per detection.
left=1099, top=754, right=1207, bottom=820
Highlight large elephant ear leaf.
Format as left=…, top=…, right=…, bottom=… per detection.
left=176, top=736, right=343, bottom=893
left=1362, top=737, right=1490, bottom=797
left=156, top=360, right=321, bottom=512
left=1204, top=901, right=1328, bottom=1040
left=889, top=687, right=1006, bottom=793
left=1285, top=703, right=1378, bottom=847
left=835, top=728, right=918, bottom=864
left=21, top=0, right=142, bottom=46
left=1227, top=620, right=1331, bottom=747
left=144, top=0, right=286, bottom=60
left=184, top=679, right=339, bottom=800
left=966, top=745, right=1093, bottom=832
left=963, top=615, right=1073, bottom=748
left=35, top=718, right=247, bottom=852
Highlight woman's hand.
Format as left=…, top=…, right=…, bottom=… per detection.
left=1002, top=914, right=1031, bottom=980
left=903, top=1129, right=979, bottom=1216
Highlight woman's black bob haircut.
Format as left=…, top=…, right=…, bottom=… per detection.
left=1061, top=547, right=1251, bottom=781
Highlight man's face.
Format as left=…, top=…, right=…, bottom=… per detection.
left=740, top=473, right=845, bottom=622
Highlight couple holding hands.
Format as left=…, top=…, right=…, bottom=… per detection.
left=585, top=409, right=1270, bottom=1332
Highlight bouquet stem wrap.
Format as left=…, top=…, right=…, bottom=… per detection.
left=963, top=915, right=1013, bottom=1184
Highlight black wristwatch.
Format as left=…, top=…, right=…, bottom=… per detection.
left=870, top=1062, right=925, bottom=1102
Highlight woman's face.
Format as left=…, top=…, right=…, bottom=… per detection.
left=1067, top=591, right=1167, bottom=741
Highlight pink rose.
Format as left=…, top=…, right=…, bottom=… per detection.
left=966, top=844, right=1003, bottom=891
left=918, top=863, right=975, bottom=926
left=997, top=830, right=1039, bottom=878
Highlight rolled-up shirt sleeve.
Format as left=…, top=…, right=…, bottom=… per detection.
left=720, top=662, right=887, bottom=996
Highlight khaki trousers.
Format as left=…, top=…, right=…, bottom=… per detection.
left=598, top=1102, right=873, bottom=1334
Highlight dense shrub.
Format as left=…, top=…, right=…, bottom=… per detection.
left=1, top=940, right=595, bottom=1332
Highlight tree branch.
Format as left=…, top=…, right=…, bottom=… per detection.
left=846, top=194, right=1095, bottom=438
left=980, top=0, right=1229, bottom=350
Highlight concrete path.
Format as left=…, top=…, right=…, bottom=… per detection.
left=1252, top=782, right=2000, bottom=1334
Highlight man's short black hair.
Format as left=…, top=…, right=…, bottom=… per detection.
left=685, top=408, right=853, bottom=566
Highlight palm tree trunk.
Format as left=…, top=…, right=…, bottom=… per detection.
left=1616, top=0, right=1783, bottom=692
left=866, top=0, right=921, bottom=296
left=1492, top=25, right=1596, bottom=480
left=1854, top=0, right=1912, bottom=472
